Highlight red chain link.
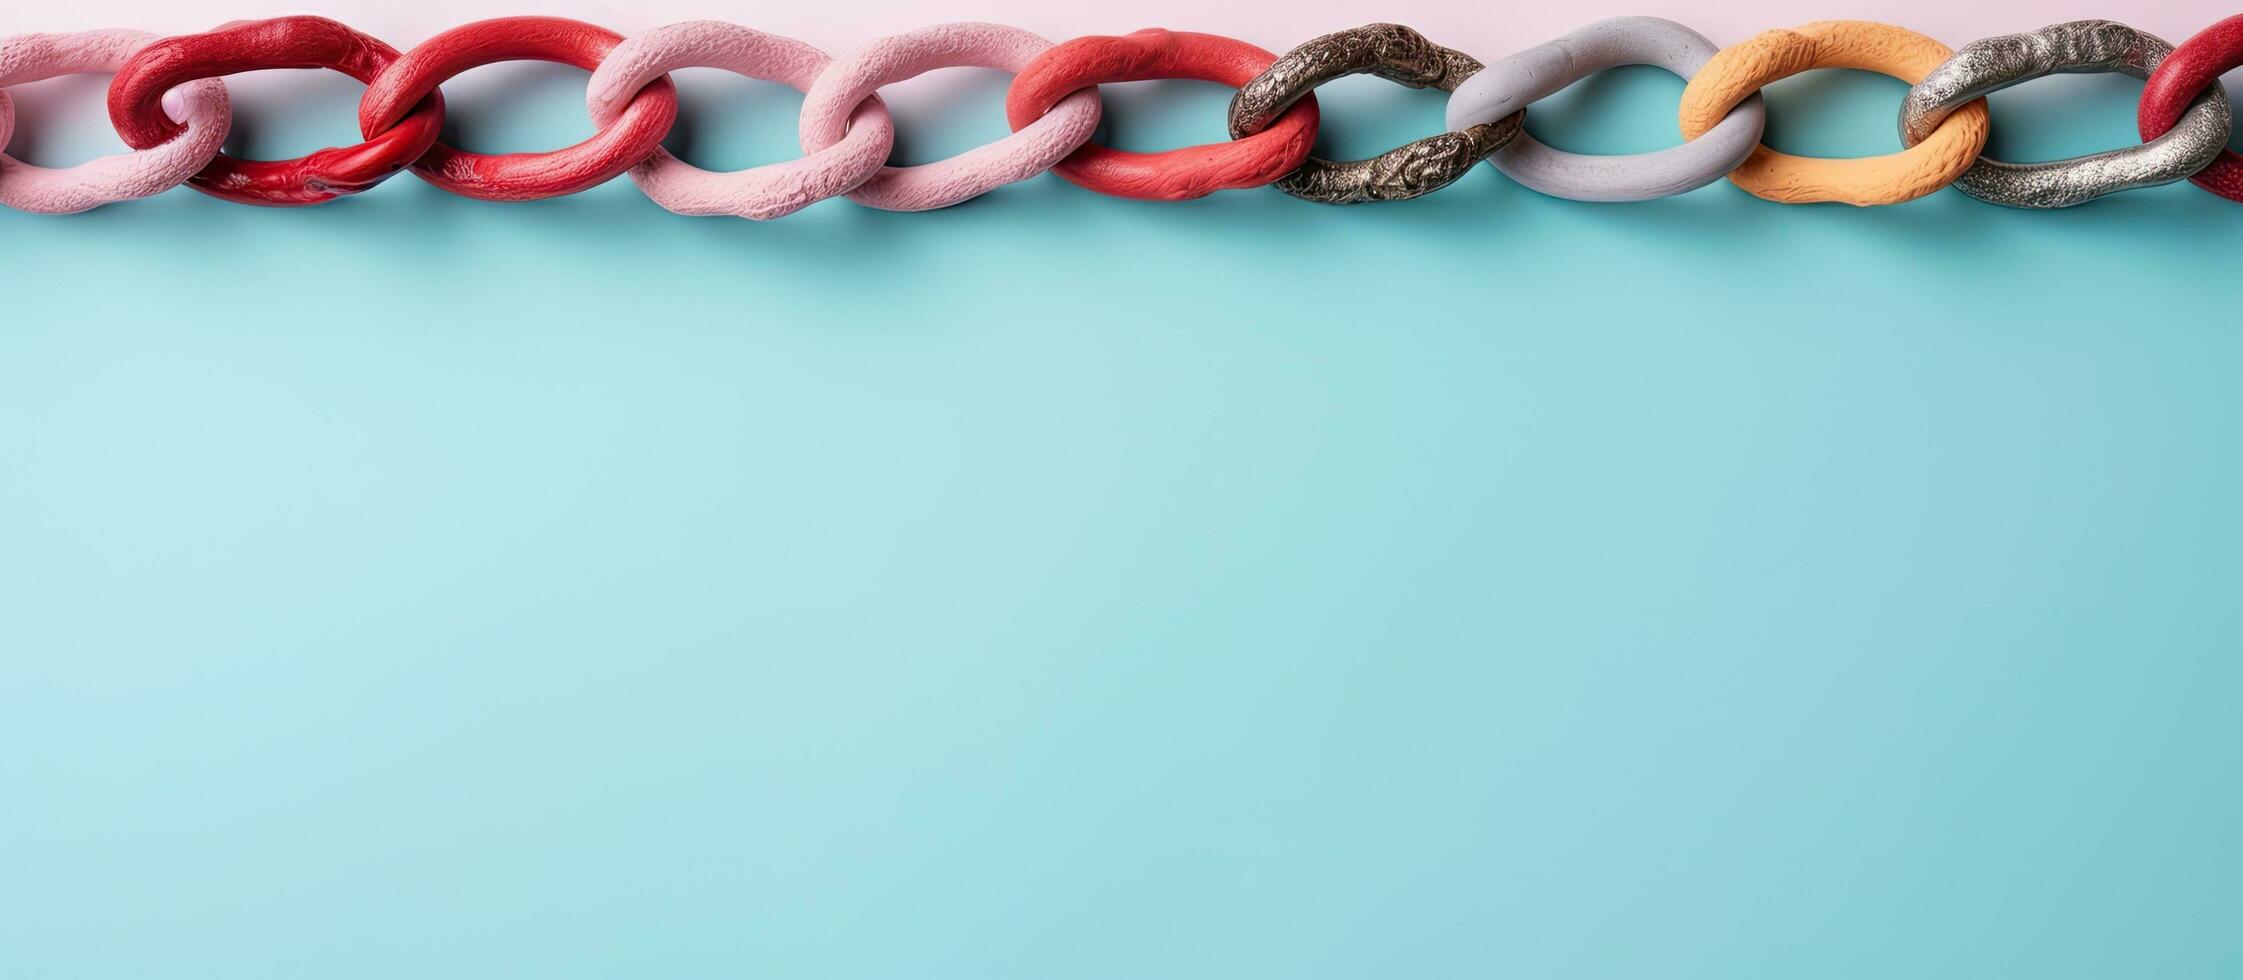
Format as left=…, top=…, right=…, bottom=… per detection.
left=107, top=16, right=443, bottom=207
left=357, top=17, right=678, bottom=202
left=1006, top=29, right=1319, bottom=201
left=2139, top=14, right=2243, bottom=203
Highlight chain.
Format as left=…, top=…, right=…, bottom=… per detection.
left=4, top=14, right=2243, bottom=215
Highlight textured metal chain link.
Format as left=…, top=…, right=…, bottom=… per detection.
left=1227, top=23, right=1521, bottom=204
left=1900, top=19, right=2231, bottom=209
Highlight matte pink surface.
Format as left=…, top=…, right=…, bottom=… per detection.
left=797, top=22, right=1099, bottom=212
left=588, top=20, right=895, bottom=220
left=0, top=29, right=230, bottom=213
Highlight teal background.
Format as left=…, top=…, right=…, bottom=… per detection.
left=3, top=62, right=2240, bottom=978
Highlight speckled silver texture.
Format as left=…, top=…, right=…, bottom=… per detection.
left=1900, top=19, right=2230, bottom=209
left=1447, top=16, right=1765, bottom=202
left=1227, top=23, right=1520, bottom=204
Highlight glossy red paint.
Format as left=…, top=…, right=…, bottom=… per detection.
left=358, top=16, right=678, bottom=202
left=108, top=16, right=443, bottom=207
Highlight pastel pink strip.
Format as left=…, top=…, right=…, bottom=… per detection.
left=0, top=30, right=231, bottom=214
left=588, top=21, right=896, bottom=220
left=796, top=22, right=1099, bottom=212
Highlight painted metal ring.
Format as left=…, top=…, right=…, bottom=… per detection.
left=1447, top=17, right=1765, bottom=202
left=1007, top=29, right=1319, bottom=201
left=107, top=16, right=439, bottom=207
left=2140, top=14, right=2243, bottom=203
left=1902, top=20, right=2228, bottom=209
left=587, top=21, right=894, bottom=220
left=361, top=16, right=678, bottom=202
left=1228, top=23, right=1521, bottom=204
left=1, top=30, right=232, bottom=213
left=799, top=22, right=1101, bottom=212
left=1679, top=20, right=1989, bottom=206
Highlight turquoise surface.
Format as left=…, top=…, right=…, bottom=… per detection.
left=4, top=63, right=2240, bottom=978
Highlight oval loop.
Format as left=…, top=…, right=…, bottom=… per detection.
left=1903, top=20, right=2229, bottom=209
left=1006, top=29, right=1319, bottom=201
left=1678, top=20, right=1989, bottom=206
left=106, top=16, right=437, bottom=207
left=587, top=21, right=895, bottom=220
left=798, top=22, right=1100, bottom=212
left=1447, top=16, right=1766, bottom=203
left=1228, top=23, right=1519, bottom=204
left=360, top=16, right=678, bottom=202
left=1, top=29, right=232, bottom=213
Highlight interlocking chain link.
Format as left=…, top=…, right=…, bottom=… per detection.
left=1228, top=23, right=1519, bottom=204
left=0, top=30, right=230, bottom=213
left=105, top=16, right=440, bottom=207
left=1902, top=20, right=2229, bottom=209
left=1448, top=17, right=1763, bottom=203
